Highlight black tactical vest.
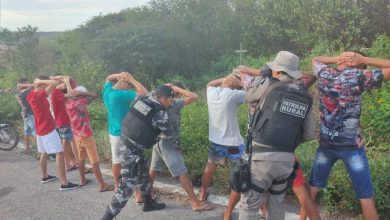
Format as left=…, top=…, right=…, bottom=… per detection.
left=121, top=96, right=163, bottom=149
left=251, top=81, right=313, bottom=153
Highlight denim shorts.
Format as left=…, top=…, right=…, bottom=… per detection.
left=208, top=142, right=244, bottom=165
left=23, top=115, right=36, bottom=136
left=309, top=146, right=374, bottom=199
left=56, top=126, right=74, bottom=140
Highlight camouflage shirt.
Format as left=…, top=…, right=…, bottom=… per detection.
left=159, top=98, right=185, bottom=148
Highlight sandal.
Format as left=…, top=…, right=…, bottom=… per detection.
left=199, top=192, right=209, bottom=202
left=67, top=165, right=78, bottom=172
left=84, top=168, right=93, bottom=174
left=99, top=185, right=115, bottom=192
left=80, top=179, right=92, bottom=186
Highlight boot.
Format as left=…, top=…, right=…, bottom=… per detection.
left=101, top=210, right=115, bottom=220
left=142, top=194, right=166, bottom=212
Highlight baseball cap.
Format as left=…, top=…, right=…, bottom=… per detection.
left=74, top=86, right=87, bottom=92
left=155, top=85, right=174, bottom=98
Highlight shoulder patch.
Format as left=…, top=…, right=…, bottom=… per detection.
left=133, top=100, right=152, bottom=116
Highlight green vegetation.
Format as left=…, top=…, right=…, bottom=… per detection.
left=1, top=0, right=390, bottom=217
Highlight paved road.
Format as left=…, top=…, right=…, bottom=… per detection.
left=0, top=147, right=304, bottom=220
left=0, top=149, right=229, bottom=220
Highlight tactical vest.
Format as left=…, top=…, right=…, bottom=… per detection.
left=251, top=81, right=313, bottom=153
left=121, top=96, right=163, bottom=149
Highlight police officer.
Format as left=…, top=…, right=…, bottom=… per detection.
left=239, top=51, right=316, bottom=220
left=101, top=85, right=174, bottom=220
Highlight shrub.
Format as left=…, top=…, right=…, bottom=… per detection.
left=0, top=71, right=22, bottom=123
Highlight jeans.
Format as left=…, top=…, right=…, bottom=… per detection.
left=309, top=146, right=374, bottom=199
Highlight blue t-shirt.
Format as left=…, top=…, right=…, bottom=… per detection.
left=102, top=82, right=137, bottom=136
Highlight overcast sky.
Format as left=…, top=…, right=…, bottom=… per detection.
left=0, top=0, right=150, bottom=32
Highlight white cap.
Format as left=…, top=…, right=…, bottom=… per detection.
left=74, top=86, right=87, bottom=92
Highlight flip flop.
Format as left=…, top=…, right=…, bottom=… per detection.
left=99, top=185, right=115, bottom=192
left=67, top=165, right=78, bottom=172
left=193, top=203, right=215, bottom=212
left=199, top=192, right=209, bottom=202
left=80, top=179, right=92, bottom=186
left=84, top=168, right=93, bottom=174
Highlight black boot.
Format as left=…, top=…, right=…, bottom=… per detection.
left=101, top=210, right=116, bottom=220
left=142, top=194, right=166, bottom=212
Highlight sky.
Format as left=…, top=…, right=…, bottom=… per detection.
left=0, top=0, right=150, bottom=32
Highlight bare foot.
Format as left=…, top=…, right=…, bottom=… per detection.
left=222, top=209, right=233, bottom=220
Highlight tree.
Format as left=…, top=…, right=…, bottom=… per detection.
left=6, top=25, right=39, bottom=76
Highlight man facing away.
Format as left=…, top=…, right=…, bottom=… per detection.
left=16, top=77, right=36, bottom=154
left=308, top=52, right=390, bottom=220
left=101, top=85, right=174, bottom=220
left=237, top=63, right=319, bottom=220
left=198, top=73, right=246, bottom=215
left=102, top=72, right=147, bottom=189
left=240, top=51, right=316, bottom=220
left=148, top=82, right=214, bottom=211
left=27, top=75, right=79, bottom=191
left=64, top=77, right=114, bottom=192
left=50, top=75, right=79, bottom=172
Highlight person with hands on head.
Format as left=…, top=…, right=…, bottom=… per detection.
left=16, top=78, right=37, bottom=154
left=198, top=72, right=245, bottom=219
left=27, top=75, right=79, bottom=191
left=237, top=61, right=319, bottom=220
left=63, top=76, right=114, bottom=193
left=49, top=75, right=79, bottom=172
left=102, top=71, right=147, bottom=190
left=238, top=51, right=316, bottom=220
left=307, top=51, right=390, bottom=220
left=148, top=82, right=214, bottom=212
left=101, top=84, right=174, bottom=220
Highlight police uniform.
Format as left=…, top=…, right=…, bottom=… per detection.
left=239, top=75, right=316, bottom=220
left=102, top=95, right=170, bottom=219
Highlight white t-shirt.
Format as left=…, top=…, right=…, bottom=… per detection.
left=207, top=86, right=246, bottom=146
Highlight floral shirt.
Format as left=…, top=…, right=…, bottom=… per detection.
left=315, top=62, right=383, bottom=148
left=65, top=97, right=93, bottom=137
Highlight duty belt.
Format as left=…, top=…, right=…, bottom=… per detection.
left=251, top=162, right=299, bottom=195
left=121, top=135, right=143, bottom=152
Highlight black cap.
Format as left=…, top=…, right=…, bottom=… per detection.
left=154, top=85, right=174, bottom=98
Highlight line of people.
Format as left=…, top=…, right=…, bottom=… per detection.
left=13, top=49, right=390, bottom=220
left=17, top=75, right=114, bottom=192
left=101, top=50, right=390, bottom=220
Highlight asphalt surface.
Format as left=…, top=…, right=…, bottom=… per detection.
left=0, top=149, right=229, bottom=220
left=0, top=147, right=304, bottom=220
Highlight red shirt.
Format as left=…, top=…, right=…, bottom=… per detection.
left=27, top=90, right=56, bottom=136
left=65, top=97, right=93, bottom=137
left=51, top=88, right=71, bottom=127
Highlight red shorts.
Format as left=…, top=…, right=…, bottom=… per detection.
left=293, top=166, right=305, bottom=188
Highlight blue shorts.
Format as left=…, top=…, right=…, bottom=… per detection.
left=309, top=146, right=374, bottom=199
left=56, top=126, right=74, bottom=140
left=208, top=142, right=244, bottom=164
left=23, top=115, right=36, bottom=136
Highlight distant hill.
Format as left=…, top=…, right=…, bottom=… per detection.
left=36, top=32, right=62, bottom=39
